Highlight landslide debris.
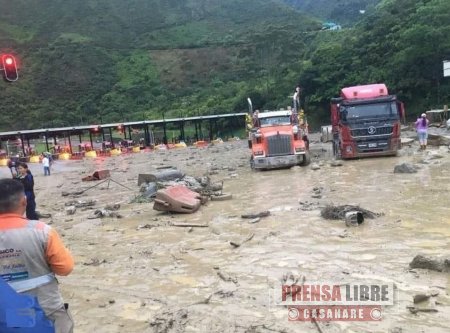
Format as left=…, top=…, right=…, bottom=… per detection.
left=320, top=205, right=382, bottom=220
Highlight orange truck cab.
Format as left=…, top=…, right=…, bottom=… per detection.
left=331, top=83, right=405, bottom=159
left=248, top=110, right=310, bottom=169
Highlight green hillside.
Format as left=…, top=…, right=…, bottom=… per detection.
left=282, top=0, right=381, bottom=25
left=0, top=0, right=449, bottom=131
left=0, top=0, right=320, bottom=130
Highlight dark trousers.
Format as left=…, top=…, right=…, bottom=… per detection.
left=26, top=197, right=38, bottom=220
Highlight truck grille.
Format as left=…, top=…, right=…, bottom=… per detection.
left=267, top=134, right=292, bottom=156
left=351, top=126, right=393, bottom=137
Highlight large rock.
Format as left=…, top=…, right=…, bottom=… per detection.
left=394, top=163, right=417, bottom=173
left=138, top=169, right=185, bottom=185
left=141, top=182, right=158, bottom=198
left=66, top=206, right=77, bottom=215
left=310, top=163, right=320, bottom=170
left=330, top=160, right=343, bottom=167
left=427, top=134, right=450, bottom=146
left=409, top=255, right=450, bottom=272
left=401, top=138, right=415, bottom=147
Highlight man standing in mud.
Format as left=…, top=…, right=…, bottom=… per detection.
left=291, top=86, right=301, bottom=125
left=252, top=110, right=261, bottom=128
left=7, top=155, right=19, bottom=177
left=0, top=179, right=75, bottom=333
left=293, top=86, right=301, bottom=113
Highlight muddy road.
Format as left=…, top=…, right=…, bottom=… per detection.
left=4, top=133, right=449, bottom=333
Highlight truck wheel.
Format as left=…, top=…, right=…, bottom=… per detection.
left=300, top=152, right=311, bottom=166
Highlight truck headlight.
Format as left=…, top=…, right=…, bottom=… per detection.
left=293, top=125, right=299, bottom=134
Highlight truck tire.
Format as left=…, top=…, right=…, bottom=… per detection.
left=300, top=152, right=311, bottom=166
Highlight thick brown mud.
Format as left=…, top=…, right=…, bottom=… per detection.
left=3, top=134, right=449, bottom=333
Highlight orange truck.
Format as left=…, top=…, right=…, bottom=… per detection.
left=247, top=107, right=310, bottom=170
left=331, top=83, right=405, bottom=159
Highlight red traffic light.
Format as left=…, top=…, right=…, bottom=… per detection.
left=1, top=54, right=19, bottom=82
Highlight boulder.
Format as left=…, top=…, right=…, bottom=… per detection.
left=409, top=255, right=450, bottom=272
left=138, top=169, right=185, bottom=185
left=394, top=163, right=417, bottom=173
left=427, top=134, right=450, bottom=146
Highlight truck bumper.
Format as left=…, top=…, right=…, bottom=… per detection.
left=340, top=138, right=400, bottom=159
left=253, top=154, right=304, bottom=169
left=347, top=150, right=397, bottom=158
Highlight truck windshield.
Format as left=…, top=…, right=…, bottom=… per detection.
left=259, top=116, right=291, bottom=127
left=340, top=102, right=399, bottom=121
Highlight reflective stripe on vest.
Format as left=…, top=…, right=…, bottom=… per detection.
left=8, top=273, right=55, bottom=293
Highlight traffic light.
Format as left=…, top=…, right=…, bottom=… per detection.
left=1, top=54, right=18, bottom=82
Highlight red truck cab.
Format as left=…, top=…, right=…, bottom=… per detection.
left=331, top=83, right=405, bottom=159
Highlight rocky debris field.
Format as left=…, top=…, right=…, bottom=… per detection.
left=8, top=130, right=450, bottom=333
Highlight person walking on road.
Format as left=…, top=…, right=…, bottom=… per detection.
left=0, top=178, right=75, bottom=333
left=42, top=154, right=51, bottom=176
left=415, top=113, right=429, bottom=150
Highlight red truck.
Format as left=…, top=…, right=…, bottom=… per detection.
left=331, top=83, right=405, bottom=159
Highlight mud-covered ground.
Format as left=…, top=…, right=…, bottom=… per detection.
left=2, top=130, right=449, bottom=333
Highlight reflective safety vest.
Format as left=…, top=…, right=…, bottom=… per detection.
left=0, top=214, right=74, bottom=314
left=8, top=273, right=56, bottom=292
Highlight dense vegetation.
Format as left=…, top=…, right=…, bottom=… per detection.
left=0, top=0, right=449, bottom=131
left=283, top=0, right=381, bottom=25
